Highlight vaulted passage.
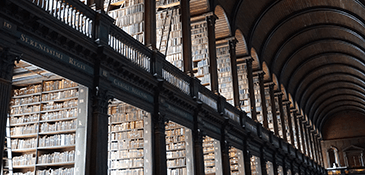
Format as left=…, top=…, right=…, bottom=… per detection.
left=0, top=0, right=364, bottom=175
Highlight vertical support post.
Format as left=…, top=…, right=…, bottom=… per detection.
left=277, top=93, right=287, bottom=141
left=221, top=129, right=231, bottom=175
left=180, top=0, right=192, bottom=74
left=206, top=15, right=219, bottom=93
left=144, top=0, right=156, bottom=49
left=244, top=140, right=253, bottom=175
left=293, top=111, right=300, bottom=150
left=305, top=126, right=312, bottom=159
left=269, top=83, right=279, bottom=136
left=259, top=72, right=268, bottom=129
left=285, top=103, right=294, bottom=146
left=152, top=78, right=167, bottom=175
left=0, top=48, right=20, bottom=169
left=246, top=58, right=257, bottom=121
left=193, top=102, right=205, bottom=175
left=298, top=116, right=305, bottom=154
left=229, top=39, right=240, bottom=108
left=87, top=46, right=112, bottom=175
left=261, top=149, right=268, bottom=175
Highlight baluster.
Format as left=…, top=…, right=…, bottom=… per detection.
left=72, top=8, right=76, bottom=29
left=48, top=0, right=53, bottom=14
left=57, top=0, right=61, bottom=20
left=60, top=2, right=65, bottom=22
left=68, top=6, right=73, bottom=26
left=82, top=15, right=86, bottom=34
left=53, top=0, right=57, bottom=18
left=45, top=0, right=49, bottom=12
left=41, top=0, right=45, bottom=9
left=75, top=11, right=80, bottom=31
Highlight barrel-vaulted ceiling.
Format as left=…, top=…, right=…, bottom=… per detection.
left=214, top=0, right=365, bottom=132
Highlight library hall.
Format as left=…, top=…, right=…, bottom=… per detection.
left=1, top=0, right=365, bottom=175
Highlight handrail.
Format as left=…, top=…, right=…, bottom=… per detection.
left=198, top=86, right=218, bottom=111
left=161, top=60, right=190, bottom=95
left=28, top=0, right=95, bottom=38
left=109, top=25, right=151, bottom=72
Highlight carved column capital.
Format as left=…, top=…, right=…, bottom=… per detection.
left=0, top=47, right=22, bottom=81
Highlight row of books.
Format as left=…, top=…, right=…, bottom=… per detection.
left=11, top=124, right=38, bottom=136
left=42, top=100, right=78, bottom=111
left=13, top=85, right=42, bottom=96
left=41, top=109, right=78, bottom=121
left=11, top=105, right=40, bottom=115
left=109, top=158, right=144, bottom=169
left=109, top=168, right=143, bottom=175
left=166, top=150, right=186, bottom=159
left=36, top=167, right=74, bottom=175
left=40, top=120, right=76, bottom=133
left=43, top=80, right=78, bottom=92
left=11, top=114, right=39, bottom=125
left=166, top=157, right=186, bottom=167
left=11, top=96, right=40, bottom=106
left=37, top=150, right=75, bottom=164
left=109, top=139, right=144, bottom=150
left=38, top=134, right=76, bottom=147
left=165, top=135, right=186, bottom=144
left=109, top=149, right=144, bottom=159
left=109, top=129, right=144, bottom=139
left=13, top=153, right=36, bottom=166
left=109, top=120, right=144, bottom=132
left=11, top=138, right=37, bottom=150
left=41, top=89, right=79, bottom=101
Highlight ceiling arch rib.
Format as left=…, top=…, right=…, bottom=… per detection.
left=310, top=91, right=365, bottom=122
left=301, top=77, right=365, bottom=108
left=235, top=29, right=248, bottom=57
left=289, top=64, right=365, bottom=99
left=214, top=5, right=231, bottom=39
left=320, top=106, right=365, bottom=132
left=276, top=26, right=365, bottom=81
left=264, top=8, right=365, bottom=71
left=315, top=99, right=365, bottom=127
left=253, top=1, right=365, bottom=63
left=286, top=53, right=365, bottom=93
left=297, top=72, right=365, bottom=107
left=304, top=82, right=365, bottom=114
left=280, top=40, right=365, bottom=89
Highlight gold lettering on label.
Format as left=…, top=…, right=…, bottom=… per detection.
left=3, top=21, right=12, bottom=29
left=68, top=57, right=86, bottom=70
left=20, top=34, right=26, bottom=42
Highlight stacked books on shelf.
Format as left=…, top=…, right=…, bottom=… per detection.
left=108, top=99, right=151, bottom=175
left=106, top=0, right=145, bottom=43
left=237, top=63, right=251, bottom=117
left=250, top=156, right=261, bottom=175
left=203, top=136, right=222, bottom=175
left=216, top=43, right=233, bottom=105
left=156, top=0, right=183, bottom=71
left=229, top=147, right=244, bottom=175
left=253, top=76, right=263, bottom=123
left=191, top=20, right=210, bottom=88
left=265, top=87, right=275, bottom=132
left=5, top=79, right=84, bottom=175
left=165, top=121, right=193, bottom=175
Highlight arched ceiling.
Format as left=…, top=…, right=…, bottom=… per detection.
left=216, top=0, right=365, bottom=132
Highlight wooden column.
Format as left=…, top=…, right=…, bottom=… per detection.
left=246, top=58, right=257, bottom=121
left=144, top=0, right=157, bottom=49
left=277, top=93, right=287, bottom=141
left=193, top=102, right=205, bottom=175
left=229, top=38, right=240, bottom=108
left=298, top=116, right=305, bottom=154
left=221, top=119, right=231, bottom=175
left=180, top=0, right=192, bottom=74
left=285, top=103, right=294, bottom=146
left=87, top=89, right=111, bottom=175
left=87, top=46, right=112, bottom=175
left=244, top=140, right=253, bottom=175
left=261, top=149, right=268, bottom=175
left=259, top=72, right=268, bottom=129
left=152, top=79, right=168, bottom=175
left=269, top=83, right=279, bottom=136
left=206, top=15, right=219, bottom=94
left=305, top=126, right=312, bottom=158
left=0, top=48, right=20, bottom=169
left=292, top=110, right=300, bottom=149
